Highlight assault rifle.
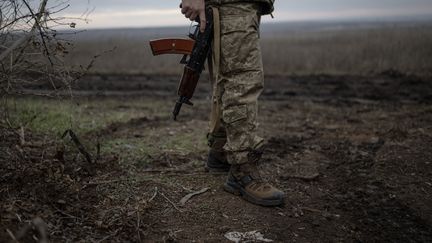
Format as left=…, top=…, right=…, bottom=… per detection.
left=149, top=8, right=214, bottom=120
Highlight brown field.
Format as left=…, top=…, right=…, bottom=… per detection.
left=1, top=20, right=432, bottom=242
left=65, top=21, right=432, bottom=76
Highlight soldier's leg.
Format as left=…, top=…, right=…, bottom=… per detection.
left=218, top=3, right=284, bottom=206
left=219, top=3, right=264, bottom=165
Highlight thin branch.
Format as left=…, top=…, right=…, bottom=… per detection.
left=21, top=0, right=53, bottom=65
left=0, top=13, right=33, bottom=31
left=160, top=192, right=183, bottom=213
left=0, top=0, right=48, bottom=62
left=61, top=129, right=93, bottom=164
left=148, top=187, right=158, bottom=202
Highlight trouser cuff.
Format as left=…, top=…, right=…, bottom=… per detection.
left=207, top=132, right=227, bottom=150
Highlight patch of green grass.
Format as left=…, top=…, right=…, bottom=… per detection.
left=5, top=97, right=209, bottom=172
left=162, top=132, right=207, bottom=153
left=6, top=98, right=77, bottom=135
left=5, top=97, right=169, bottom=136
left=104, top=129, right=208, bottom=167
left=104, top=137, right=154, bottom=164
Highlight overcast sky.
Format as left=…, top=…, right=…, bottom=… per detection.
left=52, top=0, right=432, bottom=29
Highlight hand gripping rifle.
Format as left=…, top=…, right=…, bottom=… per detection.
left=149, top=8, right=213, bottom=120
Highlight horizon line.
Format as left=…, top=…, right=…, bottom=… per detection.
left=64, top=15, right=432, bottom=31
left=60, top=5, right=432, bottom=30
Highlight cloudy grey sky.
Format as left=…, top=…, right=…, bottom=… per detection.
left=54, top=0, right=432, bottom=29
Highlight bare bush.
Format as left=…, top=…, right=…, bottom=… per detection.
left=0, top=0, right=83, bottom=99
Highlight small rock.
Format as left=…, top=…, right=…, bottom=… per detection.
left=370, top=137, right=380, bottom=144
left=219, top=226, right=230, bottom=233
left=96, top=220, right=103, bottom=228
left=57, top=199, right=66, bottom=204
left=322, top=211, right=333, bottom=220
left=224, top=231, right=273, bottom=242
left=359, top=151, right=369, bottom=156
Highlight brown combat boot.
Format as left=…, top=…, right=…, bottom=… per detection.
left=224, top=162, right=285, bottom=206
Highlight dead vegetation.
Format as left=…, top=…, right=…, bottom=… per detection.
left=63, top=23, right=432, bottom=76
left=262, top=25, right=432, bottom=76
left=1, top=73, right=432, bottom=241
left=0, top=0, right=81, bottom=98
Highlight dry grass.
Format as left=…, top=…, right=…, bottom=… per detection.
left=262, top=25, right=432, bottom=76
left=65, top=23, right=432, bottom=76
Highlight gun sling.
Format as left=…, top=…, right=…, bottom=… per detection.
left=208, top=6, right=222, bottom=135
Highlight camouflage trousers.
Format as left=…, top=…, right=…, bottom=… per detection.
left=208, top=3, right=264, bottom=165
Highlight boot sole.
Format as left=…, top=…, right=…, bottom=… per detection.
left=223, top=181, right=284, bottom=207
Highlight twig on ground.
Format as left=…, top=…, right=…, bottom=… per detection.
left=179, top=187, right=209, bottom=206
left=160, top=192, right=183, bottom=213
left=300, top=207, right=322, bottom=213
left=177, top=183, right=193, bottom=193
left=95, top=229, right=120, bottom=243
left=84, top=179, right=128, bottom=186
left=6, top=228, right=16, bottom=241
left=95, top=139, right=101, bottom=162
left=300, top=206, right=340, bottom=219
left=53, top=205, right=78, bottom=219
left=148, top=187, right=158, bottom=202
left=142, top=171, right=221, bottom=177
left=136, top=210, right=141, bottom=243
left=84, top=177, right=152, bottom=186
left=62, top=129, right=93, bottom=164
left=281, top=173, right=320, bottom=181
left=19, top=126, right=25, bottom=145
left=141, top=169, right=188, bottom=174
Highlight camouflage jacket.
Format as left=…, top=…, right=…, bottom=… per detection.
left=206, top=0, right=274, bottom=15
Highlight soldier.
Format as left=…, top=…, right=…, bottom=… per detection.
left=180, top=0, right=284, bottom=206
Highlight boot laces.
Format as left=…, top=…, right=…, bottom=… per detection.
left=239, top=163, right=272, bottom=191
left=249, top=180, right=272, bottom=192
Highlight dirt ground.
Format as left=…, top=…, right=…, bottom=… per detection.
left=1, top=72, right=432, bottom=242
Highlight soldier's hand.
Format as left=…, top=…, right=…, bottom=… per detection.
left=180, top=0, right=206, bottom=32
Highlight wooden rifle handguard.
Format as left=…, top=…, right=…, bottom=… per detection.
left=149, top=38, right=195, bottom=56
